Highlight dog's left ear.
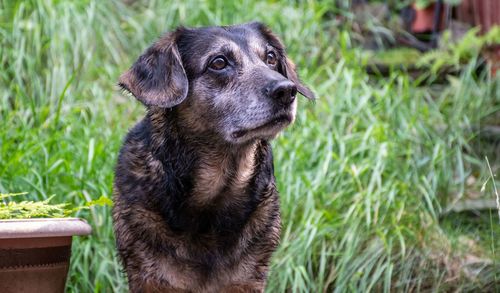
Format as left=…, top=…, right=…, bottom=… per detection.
left=279, top=58, right=315, bottom=100
left=119, top=31, right=188, bottom=108
left=250, top=22, right=315, bottom=100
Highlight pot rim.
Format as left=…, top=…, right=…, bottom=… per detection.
left=0, top=218, right=92, bottom=239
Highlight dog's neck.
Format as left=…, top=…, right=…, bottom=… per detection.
left=148, top=108, right=260, bottom=207
left=191, top=141, right=257, bottom=206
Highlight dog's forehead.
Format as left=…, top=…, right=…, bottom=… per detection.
left=180, top=25, right=267, bottom=58
left=224, top=25, right=267, bottom=49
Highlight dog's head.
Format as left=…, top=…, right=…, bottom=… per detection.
left=120, top=22, right=314, bottom=144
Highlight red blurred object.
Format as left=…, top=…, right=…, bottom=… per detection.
left=456, top=0, right=500, bottom=77
left=457, top=0, right=500, bottom=34
left=411, top=3, right=447, bottom=33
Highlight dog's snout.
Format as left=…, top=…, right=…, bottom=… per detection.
left=268, top=80, right=297, bottom=106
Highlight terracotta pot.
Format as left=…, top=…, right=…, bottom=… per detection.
left=411, top=3, right=447, bottom=33
left=0, top=218, right=91, bottom=293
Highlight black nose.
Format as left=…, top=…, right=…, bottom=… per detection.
left=269, top=80, right=297, bottom=106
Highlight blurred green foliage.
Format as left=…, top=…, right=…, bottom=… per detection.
left=0, top=0, right=499, bottom=291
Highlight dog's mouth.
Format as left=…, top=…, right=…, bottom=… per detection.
left=231, top=113, right=293, bottom=140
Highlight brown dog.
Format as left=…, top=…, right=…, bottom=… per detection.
left=113, top=22, right=314, bottom=292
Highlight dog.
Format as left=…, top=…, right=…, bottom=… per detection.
left=113, top=22, right=314, bottom=292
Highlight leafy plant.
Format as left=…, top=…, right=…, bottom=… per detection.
left=366, top=47, right=422, bottom=67
left=0, top=192, right=112, bottom=219
left=417, top=26, right=500, bottom=73
left=0, top=192, right=68, bottom=219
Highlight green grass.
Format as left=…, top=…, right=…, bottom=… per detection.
left=1, top=0, right=499, bottom=291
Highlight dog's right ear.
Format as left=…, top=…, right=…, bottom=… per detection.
left=119, top=32, right=188, bottom=108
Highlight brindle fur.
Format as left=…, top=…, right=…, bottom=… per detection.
left=113, top=22, right=314, bottom=292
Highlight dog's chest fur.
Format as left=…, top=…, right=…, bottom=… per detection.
left=113, top=112, right=281, bottom=291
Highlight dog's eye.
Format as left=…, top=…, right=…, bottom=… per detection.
left=209, top=56, right=228, bottom=71
left=266, top=52, right=277, bottom=66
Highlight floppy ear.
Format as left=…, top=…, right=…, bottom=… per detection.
left=279, top=57, right=315, bottom=100
left=119, top=32, right=188, bottom=108
left=249, top=22, right=315, bottom=100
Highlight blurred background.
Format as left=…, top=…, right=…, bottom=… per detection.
left=0, top=0, right=499, bottom=291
